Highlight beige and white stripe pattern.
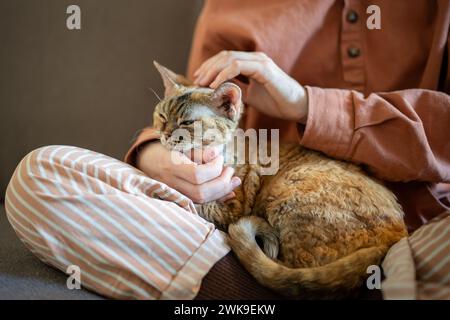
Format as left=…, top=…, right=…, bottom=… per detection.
left=4, top=145, right=230, bottom=299
left=382, top=212, right=450, bottom=300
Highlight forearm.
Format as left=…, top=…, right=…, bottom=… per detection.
left=300, top=87, right=450, bottom=183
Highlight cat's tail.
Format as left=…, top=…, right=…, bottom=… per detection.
left=228, top=216, right=387, bottom=297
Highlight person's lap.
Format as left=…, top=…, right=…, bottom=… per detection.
left=7, top=145, right=448, bottom=300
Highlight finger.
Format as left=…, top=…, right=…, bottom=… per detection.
left=205, top=175, right=242, bottom=202
left=209, top=62, right=243, bottom=89
left=210, top=60, right=270, bottom=89
left=175, top=155, right=224, bottom=184
left=195, top=51, right=264, bottom=86
left=194, top=167, right=240, bottom=203
left=218, top=192, right=236, bottom=203
left=194, top=52, right=226, bottom=83
left=194, top=53, right=220, bottom=78
left=195, top=58, right=229, bottom=86
left=168, top=176, right=199, bottom=198
left=213, top=51, right=268, bottom=63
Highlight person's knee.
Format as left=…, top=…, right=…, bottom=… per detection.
left=30, top=145, right=88, bottom=173
left=4, top=146, right=54, bottom=223
left=32, top=145, right=71, bottom=165
left=6, top=145, right=71, bottom=193
left=7, top=146, right=47, bottom=187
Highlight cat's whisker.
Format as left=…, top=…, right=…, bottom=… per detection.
left=148, top=87, right=162, bottom=101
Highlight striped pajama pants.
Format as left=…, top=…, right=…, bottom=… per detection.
left=4, top=145, right=230, bottom=299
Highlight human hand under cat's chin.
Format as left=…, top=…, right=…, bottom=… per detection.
left=194, top=50, right=309, bottom=124
left=137, top=141, right=240, bottom=204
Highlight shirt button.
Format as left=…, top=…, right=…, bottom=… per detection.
left=346, top=10, right=359, bottom=23
left=348, top=47, right=361, bottom=58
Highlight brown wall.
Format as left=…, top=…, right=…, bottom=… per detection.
left=0, top=0, right=203, bottom=200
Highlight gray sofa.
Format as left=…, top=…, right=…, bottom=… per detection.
left=0, top=205, right=103, bottom=299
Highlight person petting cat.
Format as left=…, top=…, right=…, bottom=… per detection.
left=150, top=61, right=408, bottom=298
left=5, top=0, right=449, bottom=299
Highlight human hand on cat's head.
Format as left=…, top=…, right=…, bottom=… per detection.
left=137, top=142, right=240, bottom=204
left=193, top=50, right=309, bottom=124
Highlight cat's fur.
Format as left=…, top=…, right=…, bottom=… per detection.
left=152, top=61, right=408, bottom=298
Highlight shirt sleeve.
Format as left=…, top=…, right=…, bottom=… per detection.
left=300, top=29, right=450, bottom=183
left=299, top=86, right=450, bottom=183
left=124, top=127, right=160, bottom=166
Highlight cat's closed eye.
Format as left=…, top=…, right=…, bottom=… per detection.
left=179, top=120, right=195, bottom=126
left=158, top=113, right=167, bottom=121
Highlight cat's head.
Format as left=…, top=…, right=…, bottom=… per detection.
left=152, top=61, right=242, bottom=152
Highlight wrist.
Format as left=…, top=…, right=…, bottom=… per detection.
left=286, top=82, right=308, bottom=123
left=280, top=72, right=308, bottom=123
left=297, top=85, right=309, bottom=124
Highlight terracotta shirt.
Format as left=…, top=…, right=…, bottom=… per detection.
left=126, top=0, right=450, bottom=232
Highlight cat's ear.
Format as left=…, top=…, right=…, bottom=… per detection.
left=153, top=61, right=192, bottom=97
left=211, top=82, right=242, bottom=121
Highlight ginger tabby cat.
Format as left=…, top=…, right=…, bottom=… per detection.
left=152, top=61, right=407, bottom=298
